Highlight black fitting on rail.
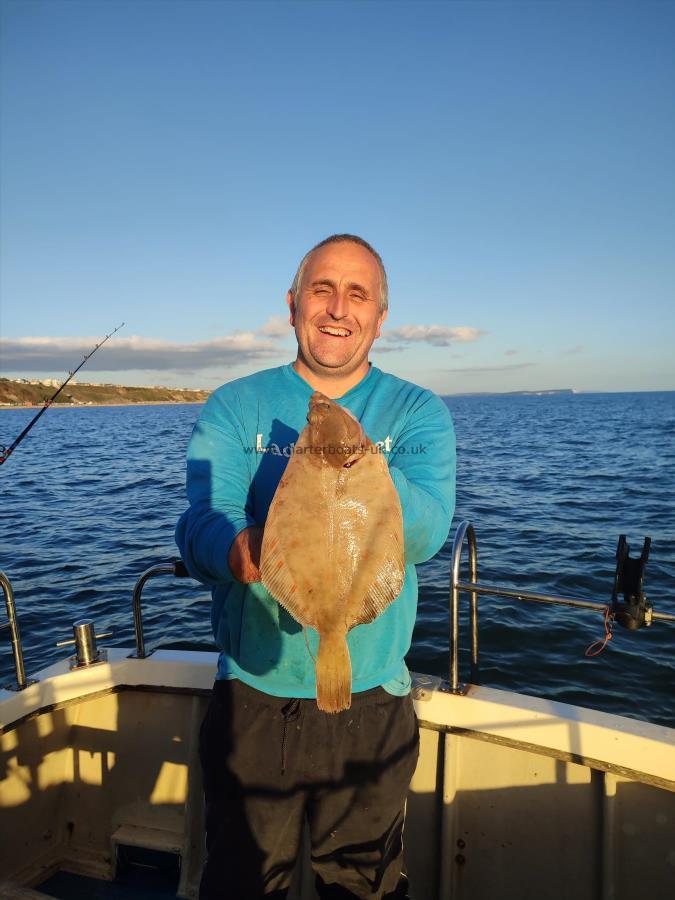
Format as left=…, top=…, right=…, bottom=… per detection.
left=610, top=535, right=652, bottom=630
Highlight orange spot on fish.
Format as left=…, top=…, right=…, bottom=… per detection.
left=276, top=560, right=284, bottom=570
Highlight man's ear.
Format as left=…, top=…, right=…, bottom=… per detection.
left=374, top=308, right=388, bottom=339
left=286, top=290, right=296, bottom=326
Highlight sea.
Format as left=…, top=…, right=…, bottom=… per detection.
left=1, top=391, right=674, bottom=727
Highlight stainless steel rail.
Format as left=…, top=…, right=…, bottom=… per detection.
left=449, top=520, right=675, bottom=693
left=450, top=521, right=478, bottom=692
left=132, top=559, right=190, bottom=658
left=0, top=570, right=30, bottom=691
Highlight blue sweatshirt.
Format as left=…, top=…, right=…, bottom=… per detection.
left=175, top=364, right=455, bottom=697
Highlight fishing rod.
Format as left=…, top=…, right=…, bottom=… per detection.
left=0, top=322, right=125, bottom=466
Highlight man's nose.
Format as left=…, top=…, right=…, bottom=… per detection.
left=325, top=290, right=349, bottom=319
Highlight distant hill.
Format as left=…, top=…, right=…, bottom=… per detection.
left=444, top=388, right=575, bottom=397
left=0, top=378, right=210, bottom=407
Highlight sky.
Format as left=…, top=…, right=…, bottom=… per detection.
left=1, top=0, right=674, bottom=395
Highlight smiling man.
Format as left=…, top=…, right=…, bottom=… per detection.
left=176, top=235, right=456, bottom=899
left=289, top=237, right=387, bottom=390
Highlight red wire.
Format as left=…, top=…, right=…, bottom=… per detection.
left=585, top=606, right=615, bottom=657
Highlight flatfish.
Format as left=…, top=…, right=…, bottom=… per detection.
left=261, top=391, right=404, bottom=713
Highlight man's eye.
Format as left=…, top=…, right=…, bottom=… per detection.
left=351, top=293, right=366, bottom=302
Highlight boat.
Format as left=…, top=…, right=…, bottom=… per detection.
left=1, top=521, right=673, bottom=899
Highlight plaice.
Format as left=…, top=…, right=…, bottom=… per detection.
left=261, top=391, right=405, bottom=713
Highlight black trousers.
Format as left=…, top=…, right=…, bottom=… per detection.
left=199, top=679, right=419, bottom=899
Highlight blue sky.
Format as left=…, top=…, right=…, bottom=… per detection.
left=1, top=0, right=673, bottom=394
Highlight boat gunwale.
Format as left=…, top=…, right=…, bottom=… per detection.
left=1, top=650, right=674, bottom=790
left=416, top=719, right=675, bottom=792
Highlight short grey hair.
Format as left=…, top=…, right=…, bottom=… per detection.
left=289, top=234, right=389, bottom=312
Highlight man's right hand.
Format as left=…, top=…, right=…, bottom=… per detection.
left=229, top=526, right=263, bottom=583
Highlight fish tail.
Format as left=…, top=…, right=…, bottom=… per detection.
left=316, top=631, right=352, bottom=713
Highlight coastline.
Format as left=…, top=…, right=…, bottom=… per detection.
left=0, top=378, right=210, bottom=408
left=0, top=400, right=206, bottom=410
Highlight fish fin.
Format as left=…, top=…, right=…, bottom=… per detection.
left=352, top=535, right=405, bottom=625
left=356, top=574, right=403, bottom=623
left=261, top=537, right=313, bottom=627
left=316, top=631, right=352, bottom=713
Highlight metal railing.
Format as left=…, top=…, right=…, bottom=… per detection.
left=6, top=530, right=673, bottom=687
left=131, top=559, right=191, bottom=658
left=449, top=520, right=675, bottom=693
left=1, top=560, right=193, bottom=679
left=0, top=570, right=31, bottom=691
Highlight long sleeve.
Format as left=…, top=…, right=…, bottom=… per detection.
left=175, top=391, right=256, bottom=586
left=173, top=364, right=456, bottom=697
left=387, top=392, right=455, bottom=565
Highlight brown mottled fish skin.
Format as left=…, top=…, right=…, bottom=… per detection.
left=261, top=391, right=405, bottom=713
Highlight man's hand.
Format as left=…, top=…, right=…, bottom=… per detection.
left=229, top=526, right=263, bottom=583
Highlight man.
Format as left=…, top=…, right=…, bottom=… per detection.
left=176, top=235, right=455, bottom=899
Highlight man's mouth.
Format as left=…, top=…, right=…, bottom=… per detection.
left=317, top=325, right=353, bottom=338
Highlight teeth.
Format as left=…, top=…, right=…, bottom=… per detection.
left=319, top=326, right=351, bottom=337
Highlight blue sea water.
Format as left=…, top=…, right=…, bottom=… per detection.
left=1, top=392, right=674, bottom=726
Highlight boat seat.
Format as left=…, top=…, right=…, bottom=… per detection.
left=111, top=824, right=184, bottom=857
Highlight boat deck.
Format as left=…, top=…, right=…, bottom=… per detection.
left=38, top=869, right=177, bottom=900
left=7, top=846, right=180, bottom=899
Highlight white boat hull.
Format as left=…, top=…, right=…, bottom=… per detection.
left=1, top=650, right=673, bottom=899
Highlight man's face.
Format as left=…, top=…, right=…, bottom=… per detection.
left=287, top=241, right=387, bottom=379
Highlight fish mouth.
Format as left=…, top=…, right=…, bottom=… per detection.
left=307, top=391, right=333, bottom=426
left=317, top=325, right=353, bottom=338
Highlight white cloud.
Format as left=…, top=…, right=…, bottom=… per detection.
left=258, top=315, right=292, bottom=338
left=381, top=324, right=485, bottom=346
left=370, top=344, right=404, bottom=353
left=0, top=331, right=284, bottom=373
left=0, top=319, right=487, bottom=375
left=446, top=362, right=536, bottom=374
